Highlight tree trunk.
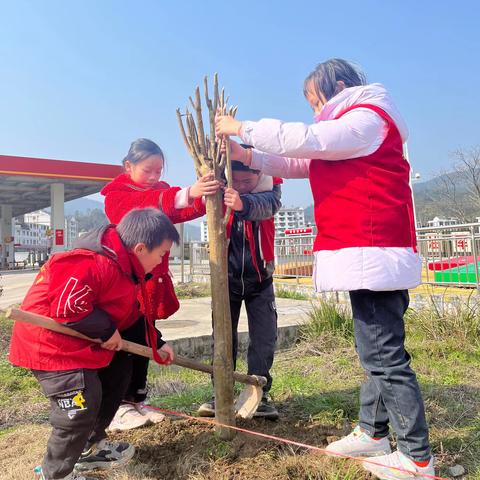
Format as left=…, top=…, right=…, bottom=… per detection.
left=177, top=75, right=237, bottom=439
left=205, top=190, right=235, bottom=440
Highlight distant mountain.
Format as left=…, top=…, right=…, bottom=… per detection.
left=304, top=204, right=314, bottom=225
left=411, top=172, right=479, bottom=224
left=65, top=197, right=104, bottom=215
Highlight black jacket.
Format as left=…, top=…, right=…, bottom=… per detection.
left=228, top=184, right=282, bottom=296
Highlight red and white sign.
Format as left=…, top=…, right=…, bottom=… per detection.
left=284, top=227, right=313, bottom=236
left=55, top=229, right=64, bottom=246
left=451, top=232, right=472, bottom=254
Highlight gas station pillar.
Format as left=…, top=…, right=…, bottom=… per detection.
left=50, top=183, right=65, bottom=253
left=0, top=205, right=14, bottom=269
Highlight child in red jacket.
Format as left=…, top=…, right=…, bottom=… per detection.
left=101, top=138, right=221, bottom=430
left=9, top=208, right=180, bottom=480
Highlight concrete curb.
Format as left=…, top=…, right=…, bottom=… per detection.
left=170, top=324, right=301, bottom=362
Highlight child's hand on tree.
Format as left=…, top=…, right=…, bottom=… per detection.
left=220, top=139, right=252, bottom=166
left=158, top=343, right=174, bottom=365
left=189, top=172, right=222, bottom=200
left=224, top=187, right=244, bottom=212
left=101, top=329, right=123, bottom=351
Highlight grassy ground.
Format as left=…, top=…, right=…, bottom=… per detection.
left=0, top=294, right=479, bottom=479
left=174, top=282, right=211, bottom=299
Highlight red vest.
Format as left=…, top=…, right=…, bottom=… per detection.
left=309, top=104, right=416, bottom=252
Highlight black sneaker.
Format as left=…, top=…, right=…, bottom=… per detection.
left=197, top=397, right=215, bottom=417
left=253, top=394, right=279, bottom=420
left=75, top=439, right=135, bottom=471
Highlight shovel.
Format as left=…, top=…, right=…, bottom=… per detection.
left=6, top=307, right=266, bottom=419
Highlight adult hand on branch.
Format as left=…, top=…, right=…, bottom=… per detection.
left=224, top=187, right=244, bottom=212
left=189, top=172, right=222, bottom=199
left=215, top=114, right=242, bottom=137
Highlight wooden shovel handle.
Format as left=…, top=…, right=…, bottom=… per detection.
left=6, top=307, right=266, bottom=388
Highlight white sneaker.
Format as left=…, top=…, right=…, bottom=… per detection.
left=108, top=403, right=150, bottom=432
left=325, top=426, right=392, bottom=458
left=134, top=402, right=166, bottom=424
left=363, top=450, right=435, bottom=479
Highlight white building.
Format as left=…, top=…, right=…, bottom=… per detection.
left=64, top=216, right=78, bottom=250
left=14, top=209, right=79, bottom=252
left=427, top=216, right=459, bottom=228
left=200, top=221, right=209, bottom=242
left=14, top=220, right=50, bottom=248
left=274, top=207, right=305, bottom=237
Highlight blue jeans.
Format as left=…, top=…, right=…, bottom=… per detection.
left=349, top=289, right=431, bottom=461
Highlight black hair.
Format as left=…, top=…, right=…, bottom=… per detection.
left=117, top=208, right=180, bottom=250
left=231, top=160, right=260, bottom=175
left=303, top=58, right=367, bottom=101
left=122, top=138, right=165, bottom=168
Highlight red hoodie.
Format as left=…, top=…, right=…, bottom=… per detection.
left=100, top=174, right=206, bottom=319
left=9, top=227, right=144, bottom=371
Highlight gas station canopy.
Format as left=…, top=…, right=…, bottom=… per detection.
left=0, top=155, right=123, bottom=217
left=0, top=154, right=123, bottom=267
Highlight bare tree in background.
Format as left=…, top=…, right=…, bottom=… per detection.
left=433, top=168, right=470, bottom=223
left=430, top=146, right=480, bottom=223
left=454, top=146, right=480, bottom=209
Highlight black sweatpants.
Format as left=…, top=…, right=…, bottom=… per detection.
left=118, top=315, right=166, bottom=403
left=121, top=317, right=151, bottom=403
left=229, top=282, right=278, bottom=392
left=33, top=352, right=132, bottom=479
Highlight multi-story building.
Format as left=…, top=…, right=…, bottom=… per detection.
left=200, top=221, right=209, bottom=242
left=14, top=220, right=50, bottom=248
left=14, top=209, right=79, bottom=251
left=64, top=216, right=78, bottom=250
left=274, top=207, right=305, bottom=237
left=427, top=216, right=459, bottom=228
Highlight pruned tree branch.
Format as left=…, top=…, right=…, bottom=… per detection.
left=176, top=75, right=237, bottom=441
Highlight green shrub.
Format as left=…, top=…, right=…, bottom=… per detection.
left=406, top=293, right=480, bottom=344
left=275, top=287, right=309, bottom=301
left=300, top=300, right=353, bottom=341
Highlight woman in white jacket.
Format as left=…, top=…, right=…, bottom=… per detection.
left=216, top=58, right=433, bottom=480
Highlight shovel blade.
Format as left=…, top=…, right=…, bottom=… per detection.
left=234, top=384, right=263, bottom=419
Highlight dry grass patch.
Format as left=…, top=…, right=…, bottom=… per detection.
left=0, top=425, right=50, bottom=480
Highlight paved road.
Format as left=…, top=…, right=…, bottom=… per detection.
left=0, top=265, right=187, bottom=310
left=0, top=270, right=39, bottom=310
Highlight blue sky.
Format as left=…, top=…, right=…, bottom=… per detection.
left=1, top=0, right=479, bottom=209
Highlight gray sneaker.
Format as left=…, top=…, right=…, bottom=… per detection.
left=197, top=397, right=215, bottom=417
left=75, top=439, right=135, bottom=471
left=253, top=394, right=279, bottom=421
left=34, top=466, right=98, bottom=479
